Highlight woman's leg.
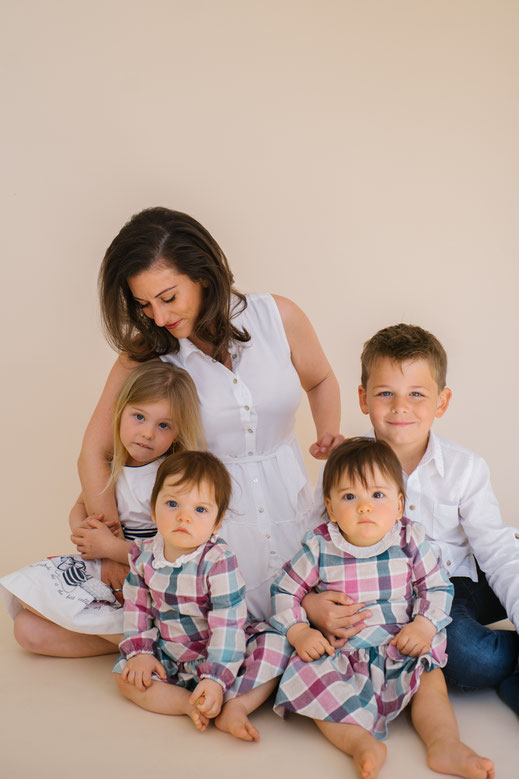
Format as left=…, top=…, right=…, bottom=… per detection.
left=411, top=669, right=494, bottom=779
left=14, top=609, right=119, bottom=657
left=315, top=720, right=386, bottom=779
left=114, top=674, right=209, bottom=731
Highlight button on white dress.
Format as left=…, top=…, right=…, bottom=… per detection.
left=161, top=293, right=316, bottom=619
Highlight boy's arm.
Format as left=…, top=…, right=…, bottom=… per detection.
left=119, top=542, right=158, bottom=659
left=195, top=548, right=248, bottom=691
left=459, top=455, right=519, bottom=632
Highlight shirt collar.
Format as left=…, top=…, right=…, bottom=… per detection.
left=366, top=428, right=444, bottom=478
left=151, top=533, right=216, bottom=569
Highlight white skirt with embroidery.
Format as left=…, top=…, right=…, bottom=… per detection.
left=0, top=554, right=123, bottom=635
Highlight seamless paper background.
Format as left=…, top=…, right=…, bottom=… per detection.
left=1, top=0, right=518, bottom=573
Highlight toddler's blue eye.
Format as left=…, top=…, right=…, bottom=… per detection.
left=344, top=493, right=355, bottom=501
left=167, top=500, right=178, bottom=508
left=373, top=491, right=384, bottom=499
left=195, top=506, right=207, bottom=513
left=135, top=413, right=144, bottom=421
left=158, top=422, right=169, bottom=429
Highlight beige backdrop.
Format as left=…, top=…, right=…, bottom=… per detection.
left=1, top=0, right=518, bottom=576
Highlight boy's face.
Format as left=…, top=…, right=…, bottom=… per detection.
left=358, top=357, right=451, bottom=453
left=152, top=477, right=221, bottom=562
left=325, top=465, right=404, bottom=547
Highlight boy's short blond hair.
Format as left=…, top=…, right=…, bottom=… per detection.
left=360, top=323, right=447, bottom=390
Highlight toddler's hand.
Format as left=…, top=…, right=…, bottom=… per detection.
left=390, top=616, right=436, bottom=657
left=287, top=623, right=335, bottom=663
left=309, top=433, right=345, bottom=460
left=189, top=678, right=223, bottom=719
left=122, top=654, right=167, bottom=691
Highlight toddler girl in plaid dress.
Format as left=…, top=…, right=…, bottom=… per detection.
left=271, top=438, right=454, bottom=779
left=114, top=450, right=287, bottom=740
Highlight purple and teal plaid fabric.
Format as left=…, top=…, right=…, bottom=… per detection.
left=115, top=535, right=247, bottom=690
left=270, top=518, right=453, bottom=738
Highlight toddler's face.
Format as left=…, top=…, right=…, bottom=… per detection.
left=153, top=477, right=220, bottom=562
left=325, top=465, right=404, bottom=547
left=358, top=357, right=451, bottom=454
left=120, top=398, right=177, bottom=466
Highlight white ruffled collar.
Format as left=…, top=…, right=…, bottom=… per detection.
left=327, top=518, right=402, bottom=559
left=151, top=533, right=217, bottom=569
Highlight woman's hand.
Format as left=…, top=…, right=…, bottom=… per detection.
left=302, top=590, right=371, bottom=647
left=309, top=433, right=345, bottom=460
left=122, top=654, right=167, bottom=691
left=100, top=559, right=129, bottom=604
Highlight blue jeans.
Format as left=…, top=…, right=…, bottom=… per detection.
left=444, top=566, right=519, bottom=714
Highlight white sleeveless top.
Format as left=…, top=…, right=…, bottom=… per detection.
left=161, top=293, right=316, bottom=619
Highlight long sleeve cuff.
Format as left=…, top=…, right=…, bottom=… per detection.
left=196, top=662, right=236, bottom=691
left=119, top=636, right=156, bottom=659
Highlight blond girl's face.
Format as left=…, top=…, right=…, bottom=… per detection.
left=119, top=399, right=177, bottom=466
left=325, top=465, right=404, bottom=547
left=153, top=477, right=221, bottom=562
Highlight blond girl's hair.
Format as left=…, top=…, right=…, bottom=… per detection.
left=110, top=361, right=204, bottom=485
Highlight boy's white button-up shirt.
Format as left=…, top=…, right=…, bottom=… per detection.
left=401, top=431, right=519, bottom=632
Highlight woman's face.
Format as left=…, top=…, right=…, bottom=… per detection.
left=128, top=263, right=204, bottom=341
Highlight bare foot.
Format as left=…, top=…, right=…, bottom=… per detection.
left=215, top=699, right=260, bottom=742
left=352, top=737, right=387, bottom=779
left=188, top=706, right=210, bottom=732
left=427, top=738, right=495, bottom=779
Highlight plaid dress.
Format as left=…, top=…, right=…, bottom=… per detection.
left=270, top=517, right=453, bottom=739
left=114, top=534, right=291, bottom=697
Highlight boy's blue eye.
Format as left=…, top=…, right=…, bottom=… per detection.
left=373, top=491, right=384, bottom=499
left=410, top=392, right=424, bottom=397
left=195, top=506, right=207, bottom=513
left=167, top=500, right=178, bottom=508
left=377, top=391, right=392, bottom=397
left=135, top=413, right=144, bottom=421
left=158, top=422, right=169, bottom=430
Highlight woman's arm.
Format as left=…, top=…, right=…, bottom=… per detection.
left=77, top=354, right=140, bottom=523
left=272, top=295, right=343, bottom=460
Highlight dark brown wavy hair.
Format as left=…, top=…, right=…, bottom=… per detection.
left=99, top=207, right=250, bottom=362
left=322, top=437, right=406, bottom=503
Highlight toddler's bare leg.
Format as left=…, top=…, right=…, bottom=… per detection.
left=411, top=669, right=495, bottom=779
left=315, top=720, right=386, bottom=779
left=14, top=610, right=119, bottom=657
left=215, top=678, right=277, bottom=742
left=114, top=673, right=209, bottom=731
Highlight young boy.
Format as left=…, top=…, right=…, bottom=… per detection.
left=355, top=323, right=519, bottom=716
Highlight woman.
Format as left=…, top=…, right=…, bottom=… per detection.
left=80, top=206, right=343, bottom=620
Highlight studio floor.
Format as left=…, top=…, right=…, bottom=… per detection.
left=1, top=609, right=517, bottom=779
